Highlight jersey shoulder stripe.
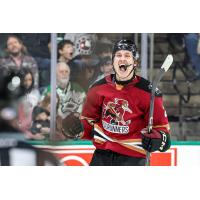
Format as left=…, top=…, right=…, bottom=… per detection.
left=90, top=77, right=107, bottom=89
left=135, top=77, right=162, bottom=96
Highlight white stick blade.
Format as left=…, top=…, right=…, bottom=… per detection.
left=161, top=54, right=173, bottom=72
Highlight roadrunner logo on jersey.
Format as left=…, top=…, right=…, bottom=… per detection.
left=102, top=98, right=132, bottom=134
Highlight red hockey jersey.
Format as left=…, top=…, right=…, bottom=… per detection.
left=80, top=75, right=170, bottom=158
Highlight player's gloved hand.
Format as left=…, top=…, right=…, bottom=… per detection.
left=62, top=112, right=83, bottom=139
left=141, top=128, right=170, bottom=152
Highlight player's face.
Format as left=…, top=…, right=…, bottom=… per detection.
left=113, top=50, right=135, bottom=81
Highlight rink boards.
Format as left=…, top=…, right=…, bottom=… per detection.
left=29, top=140, right=200, bottom=166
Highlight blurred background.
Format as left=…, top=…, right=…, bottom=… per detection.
left=1, top=33, right=200, bottom=165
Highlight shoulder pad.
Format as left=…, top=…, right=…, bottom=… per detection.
left=135, top=77, right=162, bottom=96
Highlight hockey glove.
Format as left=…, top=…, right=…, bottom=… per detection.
left=62, top=112, right=83, bottom=139
left=141, top=128, right=171, bottom=152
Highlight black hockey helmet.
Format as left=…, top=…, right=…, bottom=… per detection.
left=112, top=39, right=139, bottom=62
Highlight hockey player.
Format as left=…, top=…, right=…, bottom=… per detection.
left=63, top=39, right=171, bottom=166
left=0, top=67, right=61, bottom=165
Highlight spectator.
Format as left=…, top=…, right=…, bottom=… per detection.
left=28, top=92, right=51, bottom=140
left=17, top=34, right=50, bottom=59
left=62, top=34, right=101, bottom=88
left=30, top=106, right=50, bottom=140
left=0, top=67, right=60, bottom=165
left=17, top=34, right=51, bottom=90
left=0, top=34, right=39, bottom=88
left=184, top=33, right=200, bottom=78
left=33, top=87, right=66, bottom=141
left=56, top=62, right=86, bottom=119
left=37, top=62, right=86, bottom=140
left=42, top=62, right=86, bottom=119
left=95, top=56, right=114, bottom=82
left=57, top=40, right=74, bottom=63
left=95, top=41, right=113, bottom=59
left=17, top=68, right=40, bottom=135
left=76, top=55, right=100, bottom=91
left=57, top=39, right=79, bottom=82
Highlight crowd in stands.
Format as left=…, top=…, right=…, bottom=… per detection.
left=0, top=33, right=116, bottom=141
left=168, top=33, right=200, bottom=80
left=1, top=33, right=199, bottom=141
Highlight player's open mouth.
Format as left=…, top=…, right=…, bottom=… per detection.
left=119, top=64, right=131, bottom=72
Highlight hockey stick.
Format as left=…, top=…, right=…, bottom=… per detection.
left=145, top=54, right=173, bottom=166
